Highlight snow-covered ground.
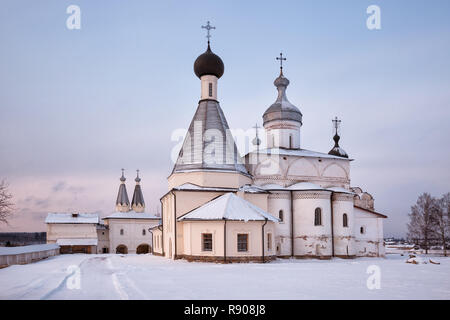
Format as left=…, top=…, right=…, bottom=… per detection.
left=0, top=253, right=449, bottom=300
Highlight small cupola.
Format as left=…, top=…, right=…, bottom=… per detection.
left=194, top=21, right=224, bottom=101
left=328, top=117, right=349, bottom=158
left=263, top=53, right=303, bottom=149
left=115, top=169, right=130, bottom=212
left=131, top=170, right=145, bottom=213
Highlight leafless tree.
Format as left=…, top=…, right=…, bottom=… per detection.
left=407, top=193, right=437, bottom=254
left=0, top=180, right=14, bottom=224
left=433, top=193, right=450, bottom=256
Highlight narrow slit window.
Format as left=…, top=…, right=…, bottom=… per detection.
left=208, top=83, right=213, bottom=97
left=267, top=233, right=272, bottom=250
left=314, top=208, right=322, bottom=226
left=343, top=213, right=348, bottom=227
left=279, top=210, right=284, bottom=222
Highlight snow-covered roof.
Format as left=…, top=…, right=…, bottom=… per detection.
left=260, top=183, right=287, bottom=191
left=174, top=183, right=237, bottom=192
left=247, top=148, right=353, bottom=160
left=103, top=211, right=160, bottom=220
left=286, top=182, right=326, bottom=191
left=238, top=185, right=268, bottom=193
left=173, top=183, right=267, bottom=194
left=56, top=238, right=98, bottom=246
left=327, top=186, right=354, bottom=194
left=0, top=244, right=60, bottom=256
left=261, top=183, right=350, bottom=193
left=45, top=213, right=99, bottom=224
left=354, top=206, right=388, bottom=218
left=178, top=193, right=279, bottom=222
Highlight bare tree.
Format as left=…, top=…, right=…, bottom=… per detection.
left=433, top=193, right=450, bottom=256
left=407, top=193, right=437, bottom=254
left=0, top=180, right=14, bottom=224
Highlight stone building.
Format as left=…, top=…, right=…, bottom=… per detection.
left=155, top=26, right=387, bottom=262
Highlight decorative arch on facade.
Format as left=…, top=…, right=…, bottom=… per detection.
left=255, top=158, right=283, bottom=177
left=321, top=162, right=349, bottom=179
left=286, top=158, right=320, bottom=178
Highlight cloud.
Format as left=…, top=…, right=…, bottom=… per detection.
left=52, top=181, right=66, bottom=192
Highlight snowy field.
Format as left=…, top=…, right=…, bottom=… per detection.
left=0, top=253, right=449, bottom=300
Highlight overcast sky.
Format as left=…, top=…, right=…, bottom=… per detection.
left=1, top=0, right=449, bottom=237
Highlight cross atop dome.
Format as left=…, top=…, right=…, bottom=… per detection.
left=332, top=116, right=342, bottom=135
left=276, top=52, right=287, bottom=73
left=201, top=21, right=216, bottom=43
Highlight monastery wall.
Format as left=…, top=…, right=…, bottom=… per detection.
left=354, top=207, right=385, bottom=257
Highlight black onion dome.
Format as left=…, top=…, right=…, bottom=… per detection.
left=194, top=43, right=224, bottom=79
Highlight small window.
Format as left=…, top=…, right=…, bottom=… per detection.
left=267, top=233, right=272, bottom=250
left=360, top=226, right=365, bottom=234
left=289, top=135, right=293, bottom=149
left=120, top=229, right=124, bottom=236
left=142, top=229, right=146, bottom=236
left=208, top=83, right=213, bottom=97
left=237, top=234, right=248, bottom=252
left=314, top=208, right=322, bottom=226
left=343, top=213, right=348, bottom=227
left=279, top=210, right=284, bottom=222
left=202, top=233, right=213, bottom=251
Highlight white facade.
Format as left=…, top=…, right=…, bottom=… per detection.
left=103, top=217, right=159, bottom=254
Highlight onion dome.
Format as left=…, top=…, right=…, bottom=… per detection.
left=194, top=42, right=224, bottom=79
left=263, top=70, right=303, bottom=126
left=328, top=134, right=349, bottom=158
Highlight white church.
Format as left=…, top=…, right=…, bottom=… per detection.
left=46, top=23, right=387, bottom=262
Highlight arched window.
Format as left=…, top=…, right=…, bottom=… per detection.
left=360, top=226, right=365, bottom=234
left=279, top=210, right=284, bottom=222
left=120, top=229, right=124, bottom=236
left=142, top=229, right=146, bottom=236
left=343, top=213, right=348, bottom=227
left=314, top=208, right=322, bottom=226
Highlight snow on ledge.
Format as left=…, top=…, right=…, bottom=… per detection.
left=45, top=213, right=99, bottom=224
left=56, top=238, right=98, bottom=246
left=0, top=244, right=60, bottom=256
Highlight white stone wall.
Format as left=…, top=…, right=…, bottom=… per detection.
left=248, top=153, right=351, bottom=189
left=96, top=228, right=110, bottom=253
left=332, top=194, right=355, bottom=257
left=47, top=223, right=97, bottom=243
left=180, top=220, right=276, bottom=260
left=267, top=192, right=292, bottom=256
left=265, top=120, right=301, bottom=149
left=200, top=75, right=218, bottom=100
left=354, top=207, right=385, bottom=257
left=292, top=191, right=333, bottom=258
left=106, top=219, right=158, bottom=254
